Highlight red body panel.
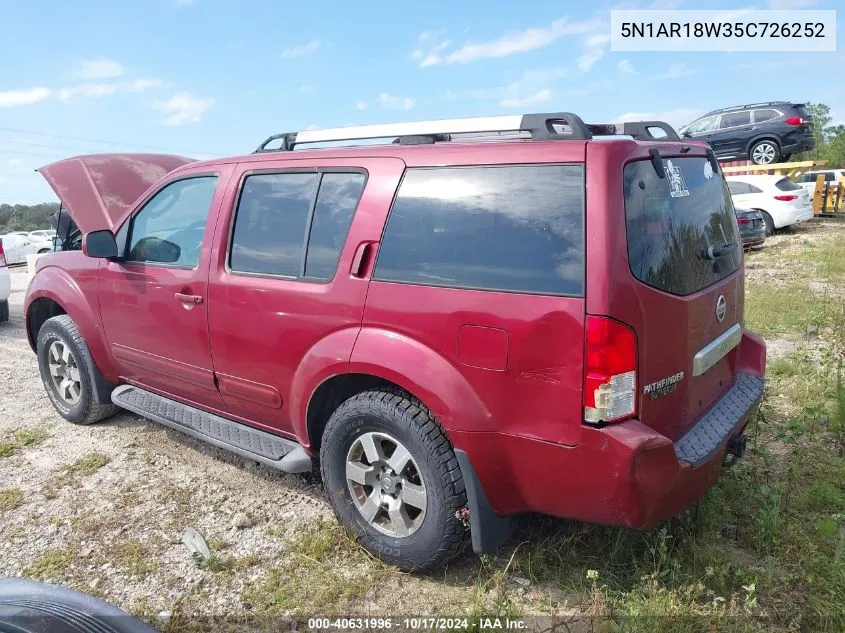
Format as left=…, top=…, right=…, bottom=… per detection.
left=26, top=136, right=766, bottom=530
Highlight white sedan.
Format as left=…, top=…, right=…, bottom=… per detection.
left=0, top=240, right=10, bottom=322
left=725, top=175, right=814, bottom=236
left=0, top=234, right=54, bottom=265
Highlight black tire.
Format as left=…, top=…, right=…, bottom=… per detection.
left=760, top=210, right=776, bottom=237
left=320, top=388, right=468, bottom=572
left=0, top=300, right=8, bottom=323
left=37, top=315, right=118, bottom=424
left=749, top=139, right=780, bottom=165
left=781, top=153, right=792, bottom=162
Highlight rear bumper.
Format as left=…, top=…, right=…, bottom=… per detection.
left=780, top=203, right=814, bottom=227
left=0, top=267, right=10, bottom=301
left=782, top=136, right=815, bottom=155
left=454, top=331, right=766, bottom=532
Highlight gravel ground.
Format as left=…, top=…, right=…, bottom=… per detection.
left=0, top=267, right=331, bottom=617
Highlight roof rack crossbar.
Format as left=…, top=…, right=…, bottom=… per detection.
left=253, top=112, right=592, bottom=152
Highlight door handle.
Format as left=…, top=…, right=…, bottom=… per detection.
left=350, top=241, right=376, bottom=278
left=175, top=292, right=204, bottom=305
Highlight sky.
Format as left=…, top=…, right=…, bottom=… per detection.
left=0, top=0, right=842, bottom=204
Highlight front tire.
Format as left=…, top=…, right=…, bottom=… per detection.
left=37, top=315, right=118, bottom=424
left=320, top=389, right=468, bottom=571
left=750, top=140, right=780, bottom=165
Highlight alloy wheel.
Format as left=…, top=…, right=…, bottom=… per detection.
left=345, top=431, right=427, bottom=537
left=47, top=340, right=82, bottom=405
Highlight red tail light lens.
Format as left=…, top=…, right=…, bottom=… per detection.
left=785, top=116, right=805, bottom=126
left=584, top=316, right=637, bottom=425
left=736, top=216, right=751, bottom=225
left=0, top=241, right=6, bottom=267
left=774, top=195, right=797, bottom=201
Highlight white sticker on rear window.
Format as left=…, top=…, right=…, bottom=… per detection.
left=703, top=160, right=714, bottom=180
left=665, top=159, right=689, bottom=198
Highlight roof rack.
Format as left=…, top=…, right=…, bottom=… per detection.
left=254, top=112, right=680, bottom=152
left=707, top=101, right=790, bottom=114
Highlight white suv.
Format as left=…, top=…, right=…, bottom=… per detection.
left=0, top=239, right=10, bottom=322
left=726, top=175, right=814, bottom=235
left=794, top=169, right=845, bottom=197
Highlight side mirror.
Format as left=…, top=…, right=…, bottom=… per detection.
left=128, top=236, right=181, bottom=264
left=83, top=230, right=118, bottom=259
left=681, top=130, right=692, bottom=138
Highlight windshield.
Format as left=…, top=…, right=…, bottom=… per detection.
left=624, top=156, right=741, bottom=296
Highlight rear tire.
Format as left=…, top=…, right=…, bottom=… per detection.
left=37, top=315, right=118, bottom=425
left=320, top=388, right=468, bottom=571
left=750, top=140, right=780, bottom=165
left=0, top=300, right=8, bottom=323
left=760, top=211, right=776, bottom=237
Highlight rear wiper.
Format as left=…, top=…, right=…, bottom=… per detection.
left=701, top=242, right=736, bottom=260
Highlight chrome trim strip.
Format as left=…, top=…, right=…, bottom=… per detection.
left=692, top=323, right=743, bottom=377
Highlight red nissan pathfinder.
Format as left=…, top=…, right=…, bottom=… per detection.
left=25, top=112, right=766, bottom=571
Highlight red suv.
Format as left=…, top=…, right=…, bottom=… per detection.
left=25, top=112, right=765, bottom=571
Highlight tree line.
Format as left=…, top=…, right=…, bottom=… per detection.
left=0, top=203, right=59, bottom=233
left=804, top=102, right=845, bottom=166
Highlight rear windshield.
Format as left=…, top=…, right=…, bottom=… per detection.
left=624, top=156, right=740, bottom=296
left=775, top=178, right=802, bottom=191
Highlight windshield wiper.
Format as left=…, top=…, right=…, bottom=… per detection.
left=701, top=242, right=736, bottom=260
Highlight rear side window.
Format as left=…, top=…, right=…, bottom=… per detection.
left=374, top=165, right=584, bottom=296
left=727, top=181, right=751, bottom=195
left=230, top=171, right=364, bottom=279
left=753, top=109, right=780, bottom=123
left=720, top=112, right=750, bottom=128
left=775, top=178, right=801, bottom=191
left=625, top=157, right=740, bottom=296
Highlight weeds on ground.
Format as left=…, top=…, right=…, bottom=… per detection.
left=0, top=426, right=49, bottom=458
left=0, top=487, right=24, bottom=512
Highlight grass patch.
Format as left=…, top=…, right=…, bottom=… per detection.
left=0, top=427, right=50, bottom=458
left=244, top=518, right=389, bottom=616
left=0, top=488, right=24, bottom=512
left=744, top=282, right=835, bottom=337
left=61, top=452, right=110, bottom=476
left=111, top=540, right=159, bottom=578
left=24, top=547, right=75, bottom=581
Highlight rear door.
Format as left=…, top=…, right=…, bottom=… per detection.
left=594, top=148, right=744, bottom=442
left=206, top=157, right=405, bottom=436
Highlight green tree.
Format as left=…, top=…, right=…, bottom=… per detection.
left=805, top=103, right=833, bottom=160
left=820, top=125, right=845, bottom=168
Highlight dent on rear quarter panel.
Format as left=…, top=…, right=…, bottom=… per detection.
left=25, top=256, right=119, bottom=383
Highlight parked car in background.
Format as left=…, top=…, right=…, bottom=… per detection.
left=794, top=168, right=845, bottom=196
left=735, top=208, right=766, bottom=250
left=25, top=112, right=765, bottom=571
left=0, top=239, right=9, bottom=322
left=29, top=229, right=57, bottom=241
left=0, top=233, right=53, bottom=265
left=726, top=175, right=813, bottom=235
left=679, top=102, right=814, bottom=165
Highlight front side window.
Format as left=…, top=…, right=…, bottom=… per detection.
left=127, top=176, right=218, bottom=267
left=686, top=116, right=718, bottom=134
left=374, top=165, right=585, bottom=296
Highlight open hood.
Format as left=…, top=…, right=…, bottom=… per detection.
left=38, top=154, right=195, bottom=234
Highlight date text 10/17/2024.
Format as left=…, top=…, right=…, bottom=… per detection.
left=307, top=617, right=527, bottom=630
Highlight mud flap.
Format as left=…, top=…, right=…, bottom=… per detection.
left=455, top=449, right=517, bottom=554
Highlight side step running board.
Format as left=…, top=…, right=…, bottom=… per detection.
left=111, top=385, right=312, bottom=474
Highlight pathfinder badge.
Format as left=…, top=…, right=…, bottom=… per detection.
left=643, top=371, right=685, bottom=399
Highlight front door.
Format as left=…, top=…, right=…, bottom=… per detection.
left=98, top=167, right=232, bottom=411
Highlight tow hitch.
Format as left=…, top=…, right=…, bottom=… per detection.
left=724, top=434, right=747, bottom=467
